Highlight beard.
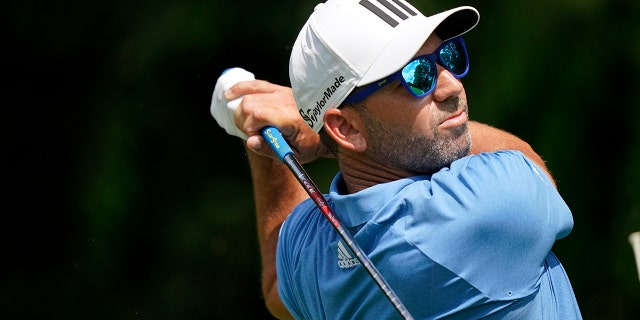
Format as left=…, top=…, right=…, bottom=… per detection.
left=362, top=108, right=471, bottom=175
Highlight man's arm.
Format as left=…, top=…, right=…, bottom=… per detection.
left=468, top=121, right=555, bottom=186
left=246, top=146, right=300, bottom=319
left=225, top=80, right=330, bottom=318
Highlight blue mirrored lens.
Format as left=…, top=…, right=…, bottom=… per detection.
left=439, top=41, right=467, bottom=76
left=401, top=58, right=436, bottom=96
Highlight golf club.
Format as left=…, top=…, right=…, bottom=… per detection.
left=261, top=126, right=414, bottom=320
left=211, top=67, right=413, bottom=319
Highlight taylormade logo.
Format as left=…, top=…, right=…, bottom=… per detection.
left=300, top=76, right=345, bottom=128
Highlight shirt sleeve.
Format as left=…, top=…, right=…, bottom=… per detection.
left=276, top=199, right=322, bottom=320
left=405, top=150, right=574, bottom=300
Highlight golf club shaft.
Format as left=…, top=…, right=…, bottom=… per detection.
left=261, top=126, right=413, bottom=320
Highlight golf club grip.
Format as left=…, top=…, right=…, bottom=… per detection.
left=260, top=126, right=414, bottom=320
left=261, top=126, right=293, bottom=161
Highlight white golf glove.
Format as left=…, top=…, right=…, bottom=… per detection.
left=210, top=67, right=255, bottom=140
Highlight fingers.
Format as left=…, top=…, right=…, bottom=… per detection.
left=232, top=82, right=298, bottom=135
left=225, top=79, right=279, bottom=101
left=246, top=135, right=279, bottom=159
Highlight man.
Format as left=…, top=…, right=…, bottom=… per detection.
left=212, top=0, right=582, bottom=318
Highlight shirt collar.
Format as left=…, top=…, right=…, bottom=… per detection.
left=329, top=172, right=426, bottom=227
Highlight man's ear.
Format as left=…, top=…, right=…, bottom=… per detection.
left=324, top=108, right=367, bottom=152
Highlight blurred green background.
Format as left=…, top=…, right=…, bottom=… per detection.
left=4, top=0, right=640, bottom=318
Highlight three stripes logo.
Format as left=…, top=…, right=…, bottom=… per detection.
left=359, top=0, right=418, bottom=27
left=337, top=240, right=361, bottom=269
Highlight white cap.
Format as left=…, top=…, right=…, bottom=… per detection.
left=290, top=0, right=480, bottom=132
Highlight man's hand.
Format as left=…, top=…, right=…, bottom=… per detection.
left=227, top=80, right=333, bottom=164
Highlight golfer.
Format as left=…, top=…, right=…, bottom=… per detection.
left=212, top=0, right=582, bottom=318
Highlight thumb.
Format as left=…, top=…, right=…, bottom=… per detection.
left=246, top=135, right=279, bottom=160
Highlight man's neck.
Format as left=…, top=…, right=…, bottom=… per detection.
left=336, top=151, right=416, bottom=194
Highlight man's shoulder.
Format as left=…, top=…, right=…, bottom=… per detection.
left=282, top=197, right=332, bottom=237
left=451, top=149, right=531, bottom=172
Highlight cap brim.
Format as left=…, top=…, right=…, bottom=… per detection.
left=358, top=6, right=479, bottom=86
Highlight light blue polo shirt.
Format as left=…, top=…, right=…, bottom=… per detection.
left=276, top=150, right=582, bottom=319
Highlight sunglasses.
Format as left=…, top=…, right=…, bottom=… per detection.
left=344, top=37, right=469, bottom=104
